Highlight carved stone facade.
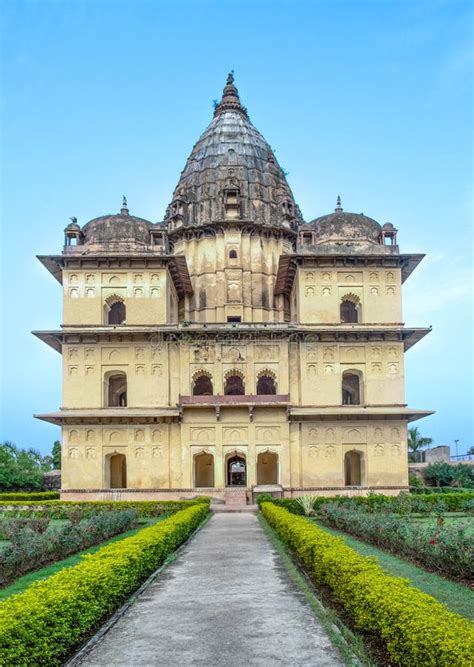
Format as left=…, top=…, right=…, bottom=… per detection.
left=35, top=75, right=432, bottom=500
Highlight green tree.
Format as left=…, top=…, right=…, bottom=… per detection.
left=52, top=440, right=62, bottom=469
left=0, top=442, right=52, bottom=492
left=425, top=462, right=454, bottom=488
left=467, top=446, right=474, bottom=456
left=407, top=427, right=433, bottom=462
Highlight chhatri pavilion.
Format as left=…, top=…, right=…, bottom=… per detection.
left=34, top=74, right=432, bottom=502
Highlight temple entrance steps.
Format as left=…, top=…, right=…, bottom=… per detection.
left=210, top=487, right=257, bottom=513
left=224, top=488, right=248, bottom=505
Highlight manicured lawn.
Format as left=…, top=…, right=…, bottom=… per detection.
left=315, top=522, right=474, bottom=621
left=0, top=518, right=161, bottom=600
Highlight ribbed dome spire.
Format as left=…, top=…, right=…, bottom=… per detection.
left=214, top=72, right=249, bottom=119
left=164, top=74, right=301, bottom=235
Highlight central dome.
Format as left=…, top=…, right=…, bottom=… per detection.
left=164, top=74, right=301, bottom=235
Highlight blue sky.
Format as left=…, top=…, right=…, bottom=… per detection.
left=1, top=0, right=472, bottom=456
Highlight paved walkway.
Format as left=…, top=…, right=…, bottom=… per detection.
left=78, top=513, right=343, bottom=666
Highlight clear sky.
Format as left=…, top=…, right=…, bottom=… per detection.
left=1, top=0, right=472, bottom=456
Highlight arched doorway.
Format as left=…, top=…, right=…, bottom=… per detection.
left=108, top=453, right=127, bottom=488
left=194, top=452, right=215, bottom=487
left=342, top=371, right=362, bottom=405
left=105, top=372, right=127, bottom=407
left=344, top=451, right=363, bottom=486
left=227, top=454, right=246, bottom=486
left=257, top=452, right=278, bottom=485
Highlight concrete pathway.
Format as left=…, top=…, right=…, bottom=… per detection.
left=78, top=513, right=343, bottom=666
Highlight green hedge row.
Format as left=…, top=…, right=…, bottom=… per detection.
left=0, top=491, right=60, bottom=501
left=0, top=498, right=210, bottom=518
left=0, top=503, right=209, bottom=665
left=261, top=503, right=474, bottom=666
left=410, top=486, right=474, bottom=494
left=257, top=492, right=474, bottom=514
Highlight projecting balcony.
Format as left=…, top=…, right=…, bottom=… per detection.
left=178, top=394, right=290, bottom=406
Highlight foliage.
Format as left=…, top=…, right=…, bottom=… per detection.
left=467, top=446, right=474, bottom=455
left=295, top=495, right=316, bottom=516
left=0, top=498, right=211, bottom=519
left=410, top=486, right=474, bottom=495
left=425, top=462, right=474, bottom=489
left=317, top=503, right=473, bottom=581
left=0, top=504, right=208, bottom=665
left=256, top=493, right=273, bottom=506
left=261, top=503, right=474, bottom=666
left=0, top=509, right=140, bottom=585
left=0, top=491, right=59, bottom=501
left=52, top=440, right=61, bottom=470
left=407, top=426, right=433, bottom=461
left=266, top=492, right=474, bottom=515
left=408, top=473, right=423, bottom=489
left=0, top=442, right=53, bottom=492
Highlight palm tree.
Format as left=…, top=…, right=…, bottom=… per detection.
left=407, top=427, right=433, bottom=462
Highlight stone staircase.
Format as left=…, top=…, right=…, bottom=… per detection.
left=211, top=488, right=257, bottom=513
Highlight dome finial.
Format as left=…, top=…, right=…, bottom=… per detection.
left=335, top=195, right=343, bottom=212
left=214, top=71, right=248, bottom=119
left=121, top=195, right=129, bottom=215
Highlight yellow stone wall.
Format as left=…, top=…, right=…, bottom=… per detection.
left=62, top=338, right=403, bottom=409
left=297, top=267, right=403, bottom=324
left=61, top=417, right=407, bottom=492
left=63, top=268, right=170, bottom=325
left=174, top=229, right=293, bottom=322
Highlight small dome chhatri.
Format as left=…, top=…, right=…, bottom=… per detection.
left=305, top=197, right=387, bottom=251
left=80, top=197, right=155, bottom=248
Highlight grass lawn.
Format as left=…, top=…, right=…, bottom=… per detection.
left=315, top=522, right=474, bottom=621
left=0, top=517, right=161, bottom=600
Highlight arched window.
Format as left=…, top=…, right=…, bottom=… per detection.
left=340, top=296, right=360, bottom=324
left=224, top=372, right=245, bottom=396
left=342, top=371, right=361, bottom=405
left=104, top=296, right=126, bottom=325
left=256, top=372, right=277, bottom=395
left=194, top=452, right=214, bottom=487
left=107, top=453, right=127, bottom=488
left=105, top=372, right=127, bottom=407
left=229, top=249, right=238, bottom=259
left=345, top=451, right=363, bottom=486
left=192, top=373, right=213, bottom=396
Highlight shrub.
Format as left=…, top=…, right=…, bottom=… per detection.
left=317, top=503, right=473, bottom=581
left=0, top=491, right=59, bottom=501
left=0, top=509, right=140, bottom=585
left=295, top=495, right=317, bottom=516
left=262, top=492, right=474, bottom=515
left=261, top=503, right=474, bottom=666
left=0, top=504, right=208, bottom=665
left=255, top=493, right=273, bottom=506
left=0, top=498, right=210, bottom=519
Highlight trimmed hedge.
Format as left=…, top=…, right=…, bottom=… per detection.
left=0, top=503, right=209, bottom=665
left=0, top=491, right=60, bottom=501
left=0, top=498, right=209, bottom=518
left=258, top=492, right=474, bottom=515
left=261, top=503, right=474, bottom=666
left=410, top=486, right=474, bottom=495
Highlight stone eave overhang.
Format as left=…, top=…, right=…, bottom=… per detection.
left=167, top=219, right=297, bottom=240
left=36, top=254, right=193, bottom=299
left=289, top=406, right=434, bottom=423
left=34, top=408, right=180, bottom=426
left=32, top=324, right=431, bottom=354
left=274, top=253, right=425, bottom=295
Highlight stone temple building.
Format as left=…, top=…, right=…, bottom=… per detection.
left=35, top=74, right=433, bottom=502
